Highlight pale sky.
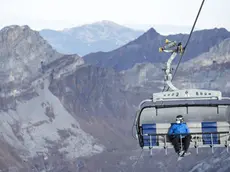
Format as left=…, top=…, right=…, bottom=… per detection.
left=0, top=0, right=230, bottom=31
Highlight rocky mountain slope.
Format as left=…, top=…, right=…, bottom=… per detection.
left=0, top=25, right=61, bottom=84
left=0, top=25, right=104, bottom=171
left=183, top=37, right=230, bottom=69
left=1, top=24, right=230, bottom=172
left=83, top=27, right=230, bottom=71
left=81, top=30, right=230, bottom=172
left=0, top=24, right=147, bottom=172
left=42, top=27, right=230, bottom=172
left=122, top=37, right=230, bottom=94
left=39, top=20, right=144, bottom=56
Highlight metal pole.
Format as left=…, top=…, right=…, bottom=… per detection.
left=195, top=134, right=199, bottom=154
left=164, top=135, right=167, bottom=155
left=150, top=135, right=153, bottom=156
left=225, top=134, right=229, bottom=153
left=211, top=133, right=214, bottom=153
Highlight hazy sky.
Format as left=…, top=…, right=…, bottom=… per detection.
left=1, top=0, right=229, bottom=31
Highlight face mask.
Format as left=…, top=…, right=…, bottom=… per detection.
left=176, top=120, right=180, bottom=124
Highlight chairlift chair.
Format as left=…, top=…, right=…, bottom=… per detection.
left=134, top=39, right=230, bottom=155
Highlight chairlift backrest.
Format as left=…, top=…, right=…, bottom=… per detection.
left=139, top=103, right=230, bottom=126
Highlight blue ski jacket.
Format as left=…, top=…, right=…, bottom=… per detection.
left=168, top=123, right=190, bottom=137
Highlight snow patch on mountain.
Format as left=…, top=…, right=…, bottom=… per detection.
left=39, top=20, right=144, bottom=56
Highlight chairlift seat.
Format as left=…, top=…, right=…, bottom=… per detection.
left=140, top=121, right=230, bottom=150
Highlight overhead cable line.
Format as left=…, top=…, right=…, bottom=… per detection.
left=166, top=0, right=206, bottom=91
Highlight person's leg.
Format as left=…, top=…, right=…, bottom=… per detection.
left=170, top=137, right=181, bottom=153
left=183, top=134, right=191, bottom=152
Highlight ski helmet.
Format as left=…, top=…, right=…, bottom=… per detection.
left=176, top=115, right=184, bottom=124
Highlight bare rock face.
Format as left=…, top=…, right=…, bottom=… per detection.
left=0, top=25, right=104, bottom=171
left=0, top=25, right=62, bottom=84
left=0, top=25, right=84, bottom=109
left=48, top=64, right=144, bottom=151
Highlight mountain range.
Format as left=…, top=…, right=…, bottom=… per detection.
left=83, top=27, right=230, bottom=71
left=125, top=24, right=201, bottom=35
left=39, top=20, right=144, bottom=56
left=0, top=23, right=230, bottom=172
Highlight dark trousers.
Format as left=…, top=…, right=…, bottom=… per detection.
left=169, top=134, right=191, bottom=153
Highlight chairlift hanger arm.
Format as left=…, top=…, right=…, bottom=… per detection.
left=162, top=0, right=206, bottom=92
left=159, top=40, right=184, bottom=91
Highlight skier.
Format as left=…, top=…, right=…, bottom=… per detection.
left=168, top=115, right=191, bottom=156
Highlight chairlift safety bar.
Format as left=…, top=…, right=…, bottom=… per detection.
left=142, top=131, right=230, bottom=136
